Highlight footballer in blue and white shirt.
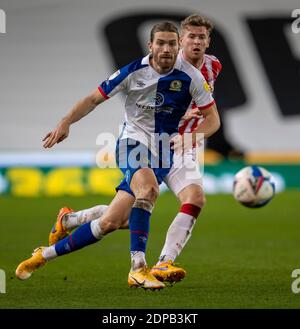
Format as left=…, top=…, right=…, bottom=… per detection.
left=98, top=52, right=214, bottom=183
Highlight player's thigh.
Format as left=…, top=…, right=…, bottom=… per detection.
left=164, top=153, right=203, bottom=198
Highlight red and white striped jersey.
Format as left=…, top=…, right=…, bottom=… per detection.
left=178, top=52, right=222, bottom=134
left=200, top=54, right=222, bottom=93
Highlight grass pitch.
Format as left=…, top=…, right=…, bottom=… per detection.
left=0, top=191, right=300, bottom=309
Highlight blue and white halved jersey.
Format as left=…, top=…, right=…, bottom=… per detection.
left=98, top=53, right=215, bottom=155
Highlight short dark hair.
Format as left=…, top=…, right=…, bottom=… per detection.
left=181, top=14, right=214, bottom=35
left=150, top=21, right=179, bottom=42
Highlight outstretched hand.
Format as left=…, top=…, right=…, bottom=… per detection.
left=42, top=122, right=70, bottom=148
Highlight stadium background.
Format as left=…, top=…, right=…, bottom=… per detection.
left=0, top=0, right=300, bottom=309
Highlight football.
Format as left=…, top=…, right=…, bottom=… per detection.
left=233, top=165, right=275, bottom=208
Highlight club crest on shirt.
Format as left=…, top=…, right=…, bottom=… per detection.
left=169, top=80, right=182, bottom=91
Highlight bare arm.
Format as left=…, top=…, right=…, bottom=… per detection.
left=195, top=103, right=221, bottom=139
left=43, top=88, right=105, bottom=148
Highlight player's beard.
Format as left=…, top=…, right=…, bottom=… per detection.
left=157, top=55, right=176, bottom=72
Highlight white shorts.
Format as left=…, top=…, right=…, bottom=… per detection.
left=164, top=150, right=203, bottom=196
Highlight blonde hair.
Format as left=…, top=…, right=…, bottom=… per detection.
left=181, top=14, right=214, bottom=35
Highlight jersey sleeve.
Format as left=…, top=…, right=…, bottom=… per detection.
left=98, top=58, right=147, bottom=99
left=98, top=67, right=129, bottom=99
left=211, top=56, right=222, bottom=81
left=190, top=73, right=215, bottom=110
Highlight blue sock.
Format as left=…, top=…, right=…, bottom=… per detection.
left=129, top=207, right=150, bottom=253
left=55, top=222, right=99, bottom=256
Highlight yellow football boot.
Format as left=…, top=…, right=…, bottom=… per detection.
left=49, top=207, right=73, bottom=245
left=150, top=261, right=186, bottom=283
left=15, top=247, right=47, bottom=280
left=128, top=266, right=165, bottom=290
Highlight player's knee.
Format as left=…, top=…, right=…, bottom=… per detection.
left=136, top=184, right=159, bottom=203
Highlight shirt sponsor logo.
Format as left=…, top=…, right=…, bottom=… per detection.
left=136, top=103, right=155, bottom=110
left=136, top=102, right=173, bottom=114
